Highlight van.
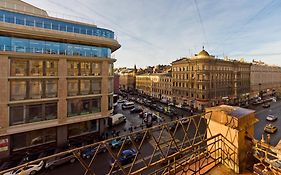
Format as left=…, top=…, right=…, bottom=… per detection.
left=108, top=113, right=126, bottom=127
left=121, top=102, right=135, bottom=109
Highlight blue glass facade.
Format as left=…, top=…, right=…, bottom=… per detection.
left=0, top=36, right=111, bottom=58
left=0, top=9, right=114, bottom=39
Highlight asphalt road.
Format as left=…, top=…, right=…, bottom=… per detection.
left=254, top=100, right=281, bottom=146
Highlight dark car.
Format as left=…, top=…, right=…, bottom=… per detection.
left=81, top=145, right=106, bottom=159
left=262, top=103, right=270, bottom=108
left=156, top=106, right=164, bottom=112
left=150, top=103, right=157, bottom=109
left=130, top=107, right=143, bottom=113
left=45, top=153, right=76, bottom=169
left=133, top=132, right=150, bottom=142
left=108, top=137, right=131, bottom=149
left=110, top=149, right=137, bottom=167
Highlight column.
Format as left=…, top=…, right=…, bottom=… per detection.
left=0, top=55, right=9, bottom=134
left=57, top=58, right=67, bottom=124
left=100, top=60, right=109, bottom=133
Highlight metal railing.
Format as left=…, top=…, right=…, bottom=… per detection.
left=0, top=112, right=240, bottom=175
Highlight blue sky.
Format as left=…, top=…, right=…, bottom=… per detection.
left=25, top=0, right=281, bottom=67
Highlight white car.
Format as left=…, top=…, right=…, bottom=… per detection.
left=4, top=161, right=44, bottom=175
left=266, top=115, right=278, bottom=121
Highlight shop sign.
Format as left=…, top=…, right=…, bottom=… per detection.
left=0, top=139, right=8, bottom=152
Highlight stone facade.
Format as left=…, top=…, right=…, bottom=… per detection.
left=250, top=62, right=281, bottom=97
left=136, top=73, right=172, bottom=101
left=171, top=49, right=251, bottom=109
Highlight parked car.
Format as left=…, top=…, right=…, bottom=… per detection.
left=122, top=102, right=135, bottom=109
left=108, top=137, right=131, bottom=149
left=108, top=114, right=126, bottom=127
left=81, top=145, right=106, bottom=159
left=266, top=115, right=278, bottom=122
left=4, top=161, right=44, bottom=175
left=156, top=106, right=164, bottom=112
left=117, top=99, right=127, bottom=103
left=110, top=149, right=137, bottom=167
left=45, top=153, right=76, bottom=170
left=130, top=107, right=143, bottom=113
left=262, top=103, right=270, bottom=108
left=133, top=132, right=150, bottom=142
left=264, top=124, right=278, bottom=134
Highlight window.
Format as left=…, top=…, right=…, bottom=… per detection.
left=92, top=63, right=101, bottom=76
left=29, top=60, right=43, bottom=76
left=45, top=80, right=57, bottom=97
left=9, top=103, right=57, bottom=126
left=27, top=104, right=43, bottom=123
left=80, top=62, right=91, bottom=76
left=46, top=60, right=58, bottom=76
left=92, top=80, right=101, bottom=94
left=11, top=128, right=56, bottom=150
left=108, top=63, right=113, bottom=76
left=10, top=59, right=28, bottom=76
left=68, top=120, right=98, bottom=138
left=67, top=79, right=79, bottom=96
left=9, top=106, right=24, bottom=125
left=29, top=80, right=42, bottom=99
left=10, top=80, right=26, bottom=100
left=108, top=95, right=113, bottom=110
left=45, top=103, right=57, bottom=120
left=108, top=79, right=113, bottom=93
left=80, top=79, right=91, bottom=95
left=67, top=98, right=101, bottom=117
left=67, top=61, right=79, bottom=76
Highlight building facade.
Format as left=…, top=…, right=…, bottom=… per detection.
left=250, top=61, right=281, bottom=98
left=172, top=49, right=251, bottom=110
left=0, top=0, right=120, bottom=158
left=136, top=73, right=172, bottom=101
left=119, top=69, right=136, bottom=91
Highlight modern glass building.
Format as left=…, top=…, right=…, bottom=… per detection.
left=0, top=0, right=120, bottom=158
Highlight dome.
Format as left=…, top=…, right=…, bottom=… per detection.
left=198, top=49, right=210, bottom=56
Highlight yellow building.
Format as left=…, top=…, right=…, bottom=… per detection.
left=136, top=73, right=172, bottom=101
left=172, top=49, right=251, bottom=109
left=0, top=0, right=120, bottom=158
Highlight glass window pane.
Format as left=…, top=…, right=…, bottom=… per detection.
left=12, top=133, right=27, bottom=150
left=46, top=60, right=58, bottom=76
left=45, top=103, right=57, bottom=120
left=67, top=61, right=79, bottom=76
left=80, top=62, right=91, bottom=76
left=27, top=104, right=43, bottom=123
left=92, top=63, right=101, bottom=76
left=9, top=106, right=24, bottom=126
left=10, top=59, right=28, bottom=76
left=29, top=80, right=42, bottom=99
left=67, top=99, right=80, bottom=116
left=92, top=80, right=101, bottom=94
left=45, top=80, right=57, bottom=98
left=92, top=98, right=101, bottom=113
left=67, top=79, right=79, bottom=96
left=80, top=79, right=90, bottom=95
left=10, top=80, right=26, bottom=101
left=81, top=99, right=90, bottom=114
left=29, top=60, right=43, bottom=76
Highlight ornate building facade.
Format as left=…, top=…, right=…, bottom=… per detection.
left=171, top=49, right=251, bottom=109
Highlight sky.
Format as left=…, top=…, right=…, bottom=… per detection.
left=24, top=0, right=281, bottom=68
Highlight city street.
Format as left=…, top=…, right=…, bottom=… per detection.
left=254, top=100, right=281, bottom=146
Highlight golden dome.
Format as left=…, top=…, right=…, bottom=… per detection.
left=198, top=49, right=210, bottom=56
